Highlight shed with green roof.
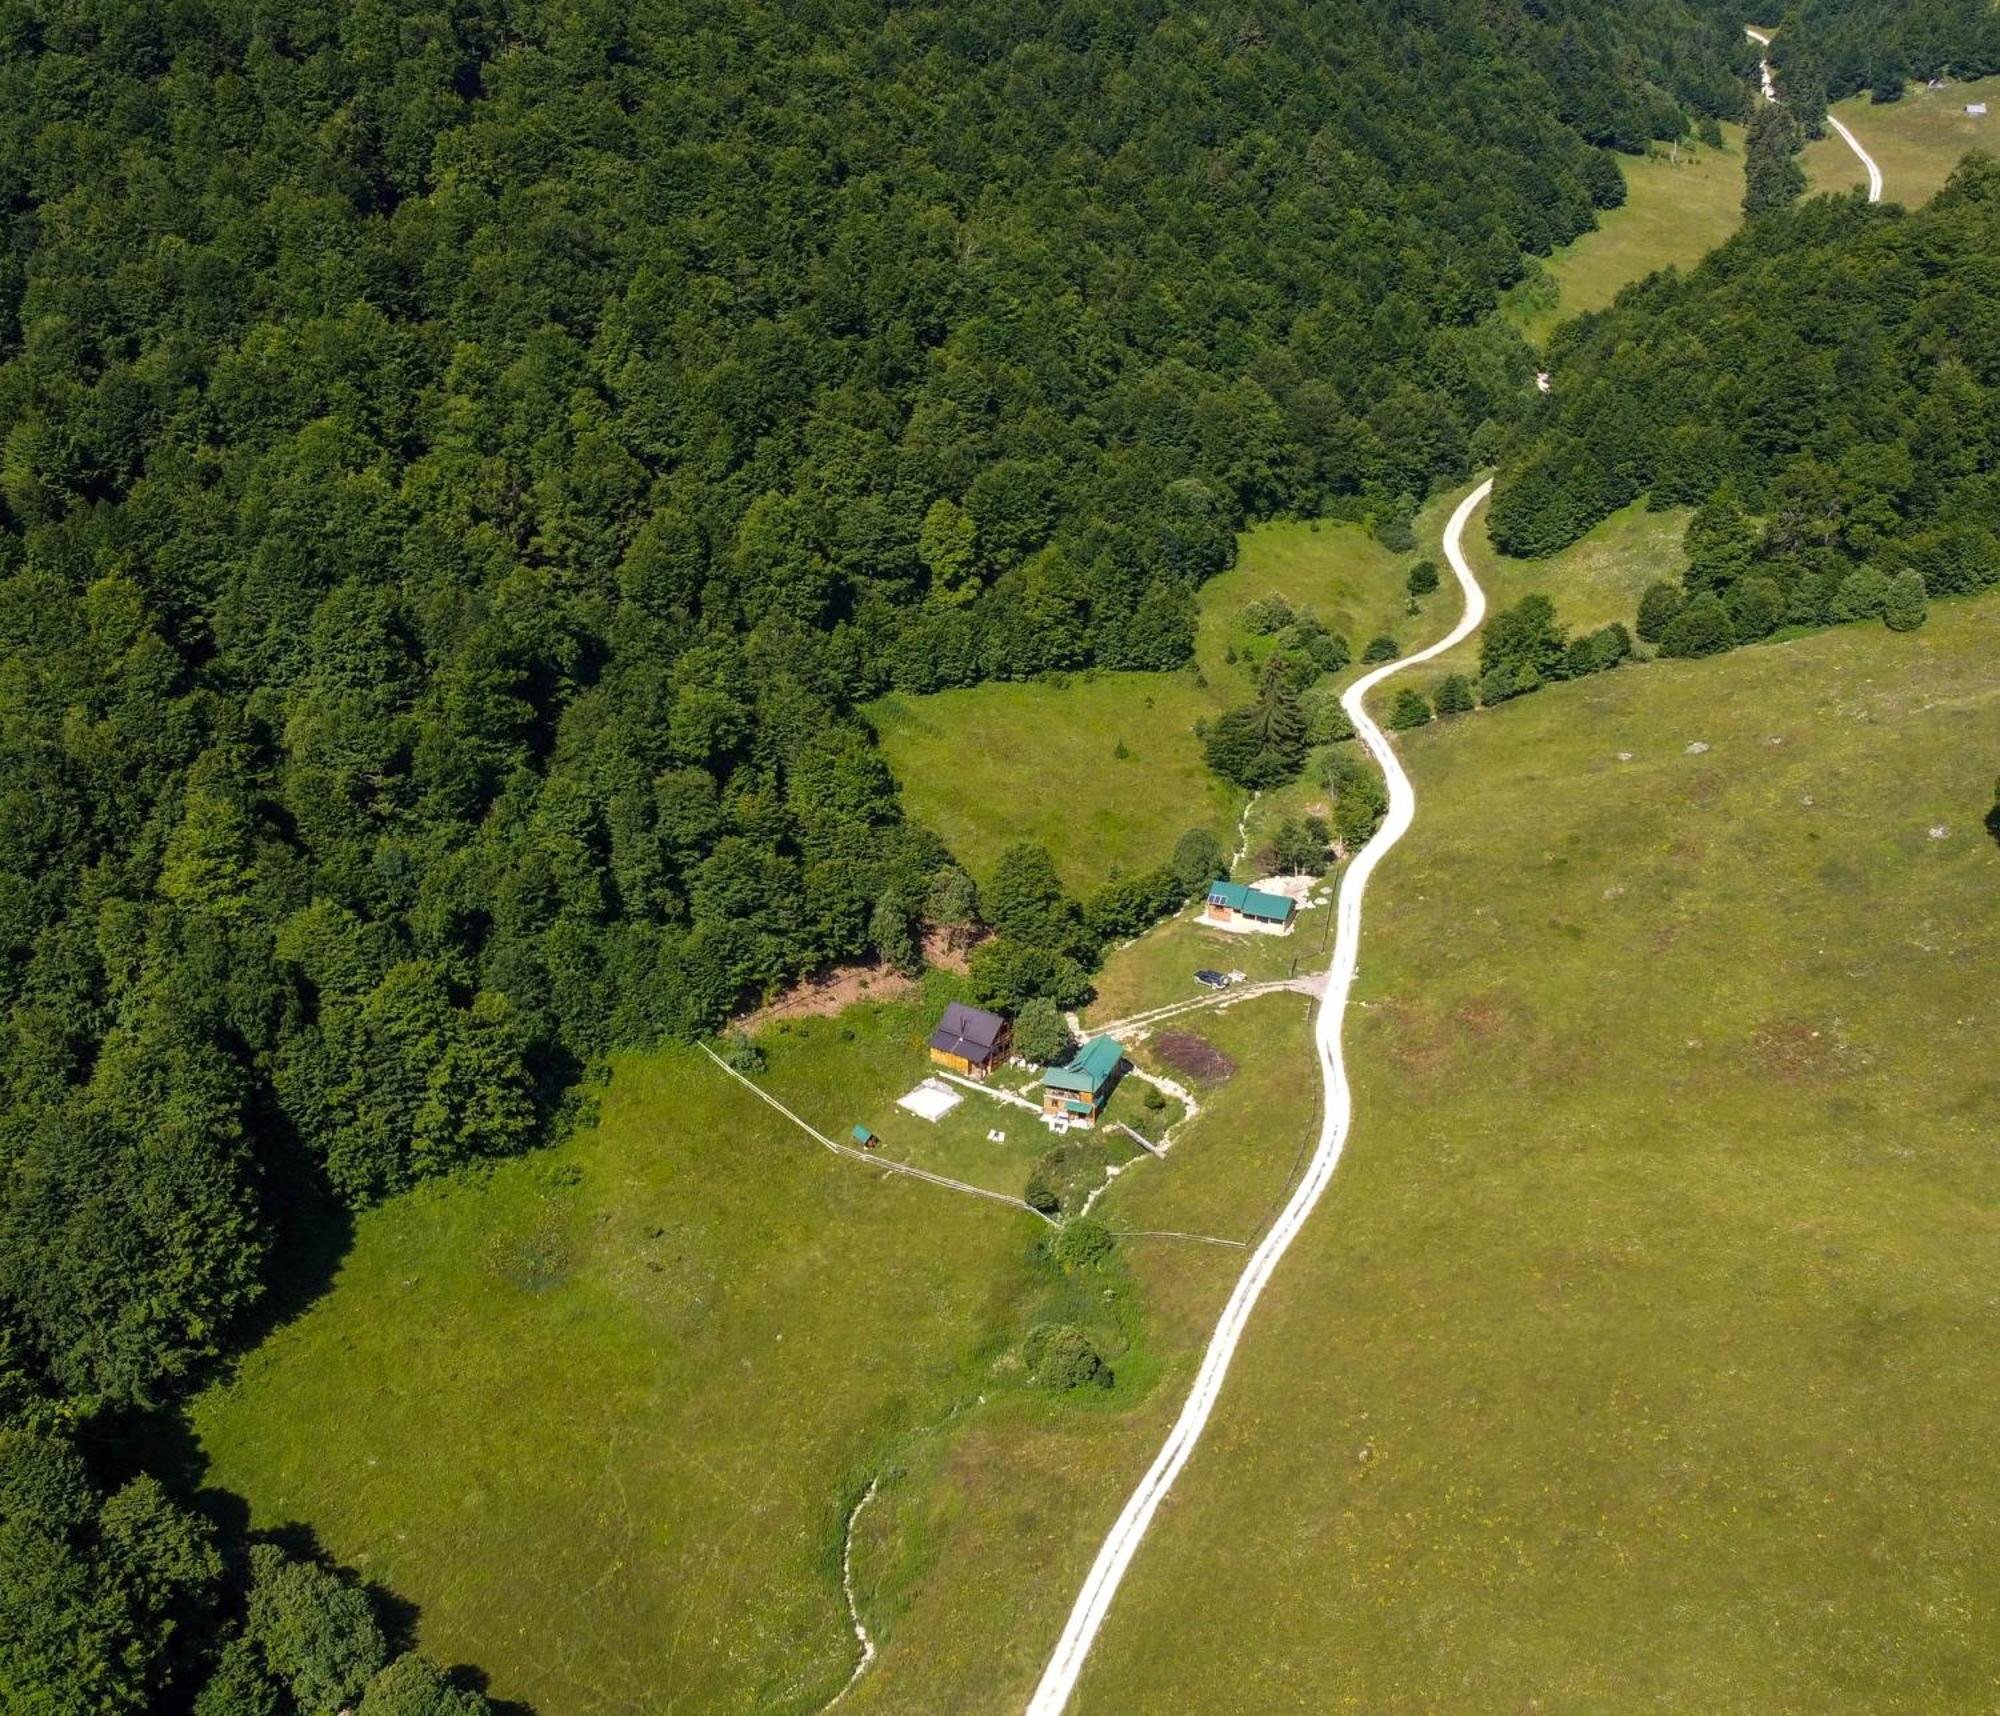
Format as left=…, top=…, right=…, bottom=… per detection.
left=1202, top=878, right=1297, bottom=932
left=1040, top=1034, right=1124, bottom=1127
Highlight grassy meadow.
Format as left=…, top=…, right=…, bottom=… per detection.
left=843, top=995, right=1328, bottom=1711
left=869, top=480, right=1684, bottom=905
left=1064, top=591, right=2000, bottom=1713
left=866, top=512, right=1430, bottom=894
left=192, top=978, right=1329, bottom=1716
left=1503, top=128, right=1746, bottom=347
left=192, top=1000, right=1073, bottom=1716
left=1404, top=493, right=1690, bottom=693
left=1806, top=75, right=2000, bottom=205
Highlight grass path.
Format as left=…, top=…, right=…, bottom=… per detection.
left=1023, top=480, right=1496, bottom=1714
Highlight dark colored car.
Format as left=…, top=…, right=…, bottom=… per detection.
left=1193, top=969, right=1230, bottom=989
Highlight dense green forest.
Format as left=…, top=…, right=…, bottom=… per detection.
left=1491, top=158, right=2000, bottom=662
left=1765, top=0, right=2000, bottom=100
left=0, top=0, right=1783, bottom=1708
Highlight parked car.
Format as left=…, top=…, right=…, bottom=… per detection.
left=1193, top=969, right=1231, bottom=989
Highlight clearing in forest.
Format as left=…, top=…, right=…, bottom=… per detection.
left=1805, top=75, right=2000, bottom=204
left=865, top=512, right=1432, bottom=894
left=1502, top=126, right=1747, bottom=347
left=191, top=983, right=1325, bottom=1716
left=192, top=1003, right=1063, bottom=1716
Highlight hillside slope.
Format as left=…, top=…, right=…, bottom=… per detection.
left=1066, top=586, right=2000, bottom=1714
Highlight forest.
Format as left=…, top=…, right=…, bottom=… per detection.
left=1764, top=0, right=2000, bottom=100
left=1491, top=157, right=2000, bottom=661
left=0, top=0, right=1931, bottom=1709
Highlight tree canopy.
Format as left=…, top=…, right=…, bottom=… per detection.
left=0, top=0, right=1765, bottom=1706
left=1491, top=158, right=2000, bottom=658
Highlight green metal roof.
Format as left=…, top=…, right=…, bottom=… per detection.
left=851, top=1124, right=876, bottom=1144
left=1043, top=1034, right=1123, bottom=1095
left=1206, top=879, right=1294, bottom=922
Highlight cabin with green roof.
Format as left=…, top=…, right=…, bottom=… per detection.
left=1201, top=878, right=1297, bottom=934
left=1041, top=1034, right=1124, bottom=1128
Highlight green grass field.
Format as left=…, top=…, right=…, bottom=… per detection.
left=1806, top=76, right=2000, bottom=206
left=192, top=980, right=1327, bottom=1716
left=867, top=515, right=1425, bottom=893
left=192, top=1000, right=1077, bottom=1716
left=194, top=531, right=1999, bottom=1715
left=1503, top=129, right=1747, bottom=347
left=864, top=670, right=1237, bottom=897
left=1063, top=592, right=2000, bottom=1713
left=1410, top=493, right=1689, bottom=690
left=842, top=996, right=1328, bottom=1710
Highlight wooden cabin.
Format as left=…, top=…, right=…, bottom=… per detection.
left=1041, top=1035, right=1124, bottom=1128
left=927, top=1002, right=1010, bottom=1077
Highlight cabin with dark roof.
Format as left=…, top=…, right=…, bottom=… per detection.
left=1041, top=1035, right=1124, bottom=1127
left=927, top=1002, right=1010, bottom=1078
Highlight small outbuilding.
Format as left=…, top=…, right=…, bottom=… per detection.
left=1201, top=879, right=1297, bottom=934
left=1041, top=1035, right=1124, bottom=1128
left=1967, top=102, right=1988, bottom=116
left=851, top=1124, right=878, bottom=1149
left=928, top=1002, right=1011, bottom=1077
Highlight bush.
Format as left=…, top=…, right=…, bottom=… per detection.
left=1406, top=559, right=1440, bottom=597
left=1387, top=688, right=1432, bottom=729
left=358, top=1654, right=492, bottom=1716
left=1303, top=691, right=1356, bottom=745
left=1360, top=634, right=1400, bottom=664
left=1636, top=581, right=1685, bottom=643
left=1238, top=594, right=1294, bottom=634
left=1726, top=577, right=1784, bottom=639
left=1432, top=673, right=1475, bottom=715
left=1831, top=567, right=1891, bottom=623
left=1268, top=815, right=1330, bottom=875
left=1478, top=660, right=1540, bottom=705
left=1023, top=1168, right=1060, bottom=1216
left=1169, top=827, right=1225, bottom=894
left=719, top=1029, right=765, bottom=1074
left=968, top=938, right=1093, bottom=1013
left=1479, top=593, right=1565, bottom=684
left=1565, top=621, right=1631, bottom=676
left=1303, top=630, right=1352, bottom=673
left=1882, top=568, right=1927, bottom=632
left=1374, top=503, right=1418, bottom=552
left=1053, top=1219, right=1114, bottom=1273
left=1657, top=590, right=1735, bottom=658
left=1013, top=997, right=1071, bottom=1066
left=245, top=1546, right=387, bottom=1716
left=1024, top=1323, right=1113, bottom=1391
left=1326, top=754, right=1389, bottom=847
left=1084, top=865, right=1183, bottom=942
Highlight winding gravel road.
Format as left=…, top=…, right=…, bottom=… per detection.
left=1748, top=24, right=1883, bottom=203
left=1023, top=479, right=1493, bottom=1715
left=1825, top=111, right=1884, bottom=202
